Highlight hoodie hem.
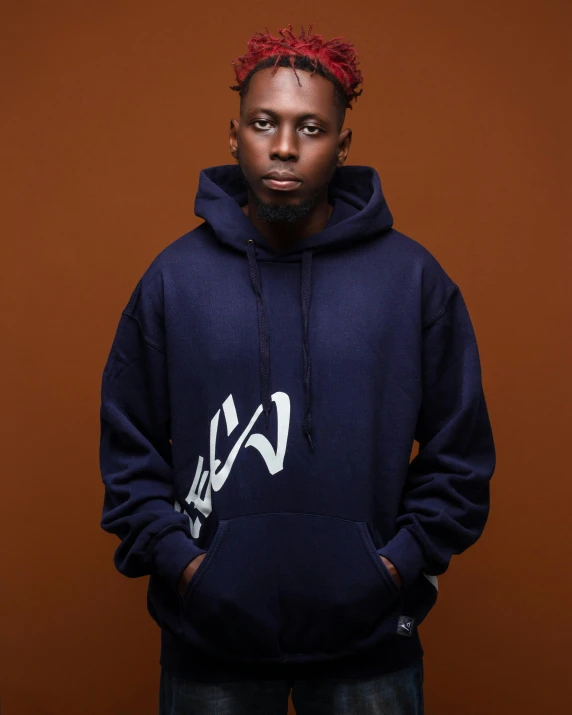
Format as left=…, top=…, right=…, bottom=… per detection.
left=158, top=628, right=424, bottom=683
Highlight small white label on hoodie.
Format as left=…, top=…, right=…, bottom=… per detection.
left=397, top=616, right=415, bottom=636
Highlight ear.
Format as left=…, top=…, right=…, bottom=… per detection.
left=336, top=127, right=352, bottom=167
left=229, top=118, right=240, bottom=162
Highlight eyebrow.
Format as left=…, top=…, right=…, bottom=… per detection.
left=245, top=107, right=329, bottom=123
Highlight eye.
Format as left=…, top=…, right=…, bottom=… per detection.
left=301, top=125, right=323, bottom=136
left=252, top=119, right=273, bottom=130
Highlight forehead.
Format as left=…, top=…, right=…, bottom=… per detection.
left=242, top=66, right=337, bottom=117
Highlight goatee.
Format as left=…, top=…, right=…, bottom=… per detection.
left=251, top=193, right=319, bottom=223
left=242, top=174, right=320, bottom=223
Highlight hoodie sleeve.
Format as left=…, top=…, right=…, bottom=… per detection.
left=99, top=277, right=206, bottom=593
left=378, top=285, right=496, bottom=589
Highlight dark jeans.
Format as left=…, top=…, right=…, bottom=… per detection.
left=159, top=659, right=424, bottom=714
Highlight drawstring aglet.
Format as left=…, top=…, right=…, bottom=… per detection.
left=305, top=430, right=315, bottom=452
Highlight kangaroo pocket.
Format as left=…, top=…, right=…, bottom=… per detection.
left=178, top=513, right=402, bottom=662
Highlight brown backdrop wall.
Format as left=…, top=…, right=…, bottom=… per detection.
left=1, top=1, right=570, bottom=713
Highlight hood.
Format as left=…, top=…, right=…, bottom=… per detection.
left=193, top=163, right=395, bottom=450
left=194, top=164, right=394, bottom=260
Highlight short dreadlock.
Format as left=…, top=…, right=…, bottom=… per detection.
left=230, top=24, right=363, bottom=118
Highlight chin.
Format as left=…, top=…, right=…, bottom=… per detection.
left=254, top=196, right=317, bottom=223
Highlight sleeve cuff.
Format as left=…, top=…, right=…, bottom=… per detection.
left=149, top=528, right=206, bottom=593
left=377, top=527, right=426, bottom=590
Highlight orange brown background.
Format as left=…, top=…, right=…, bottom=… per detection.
left=1, top=1, right=570, bottom=713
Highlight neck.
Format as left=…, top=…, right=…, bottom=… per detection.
left=242, top=189, right=333, bottom=253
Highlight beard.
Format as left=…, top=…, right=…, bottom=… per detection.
left=251, top=192, right=320, bottom=223
left=241, top=171, right=322, bottom=223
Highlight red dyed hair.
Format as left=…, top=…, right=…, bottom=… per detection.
left=230, top=24, right=363, bottom=109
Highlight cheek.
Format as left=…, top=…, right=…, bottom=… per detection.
left=303, top=146, right=339, bottom=181
left=237, top=137, right=267, bottom=172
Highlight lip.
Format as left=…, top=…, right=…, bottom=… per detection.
left=262, top=173, right=302, bottom=192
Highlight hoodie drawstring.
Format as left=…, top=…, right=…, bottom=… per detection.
left=300, top=250, right=314, bottom=451
left=246, top=239, right=314, bottom=451
left=246, top=240, right=273, bottom=428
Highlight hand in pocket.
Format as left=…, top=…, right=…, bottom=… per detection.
left=178, top=553, right=206, bottom=597
left=380, top=555, right=403, bottom=589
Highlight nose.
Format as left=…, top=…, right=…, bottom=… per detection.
left=269, top=125, right=298, bottom=162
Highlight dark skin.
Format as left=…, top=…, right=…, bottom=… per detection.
left=230, top=65, right=350, bottom=253
left=178, top=66, right=403, bottom=596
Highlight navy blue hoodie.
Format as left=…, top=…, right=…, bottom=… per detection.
left=99, top=164, right=496, bottom=683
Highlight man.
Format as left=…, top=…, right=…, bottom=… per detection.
left=99, top=24, right=496, bottom=715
